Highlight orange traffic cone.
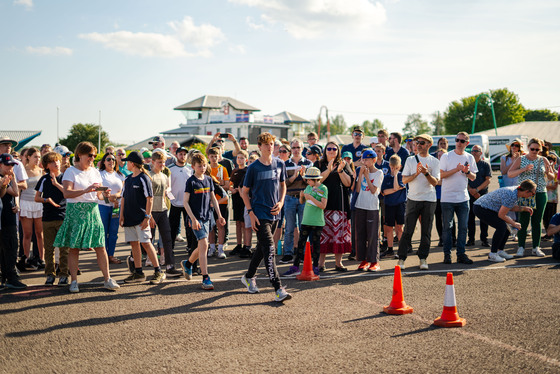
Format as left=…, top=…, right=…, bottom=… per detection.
left=297, top=242, right=319, bottom=281
left=383, top=266, right=413, bottom=314
left=433, top=272, right=466, bottom=327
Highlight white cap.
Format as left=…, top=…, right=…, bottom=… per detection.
left=370, top=136, right=378, bottom=145
left=53, top=145, right=70, bottom=155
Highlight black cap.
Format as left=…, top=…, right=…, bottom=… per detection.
left=176, top=146, right=188, bottom=154
left=122, top=151, right=143, bottom=164
left=0, top=153, right=17, bottom=166
left=308, top=144, right=323, bottom=155
left=352, top=126, right=363, bottom=133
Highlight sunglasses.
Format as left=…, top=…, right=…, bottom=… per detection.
left=353, top=132, right=363, bottom=137
left=292, top=146, right=301, bottom=149
left=106, top=158, right=116, bottom=162
left=511, top=144, right=520, bottom=148
left=326, top=147, right=338, bottom=152
left=455, top=138, right=467, bottom=143
left=88, top=153, right=97, bottom=158
left=471, top=150, right=481, bottom=153
left=417, top=140, right=427, bottom=145
left=117, top=152, right=126, bottom=156
left=529, top=148, right=540, bottom=151
left=63, top=153, right=71, bottom=157
left=279, top=150, right=289, bottom=153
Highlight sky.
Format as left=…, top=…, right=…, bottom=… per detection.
left=1, top=0, right=559, bottom=147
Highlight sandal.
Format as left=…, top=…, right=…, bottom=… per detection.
left=109, top=256, right=122, bottom=264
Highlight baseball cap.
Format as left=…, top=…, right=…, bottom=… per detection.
left=176, top=146, right=188, bottom=154
left=352, top=126, right=363, bottom=134
left=0, top=153, right=17, bottom=166
left=370, top=136, right=378, bottom=145
left=362, top=149, right=377, bottom=159
left=308, top=145, right=323, bottom=155
left=122, top=151, right=143, bottom=164
left=148, top=136, right=164, bottom=145
left=414, top=134, right=433, bottom=144
left=142, top=151, right=152, bottom=159
left=54, top=145, right=71, bottom=157
left=342, top=151, right=353, bottom=159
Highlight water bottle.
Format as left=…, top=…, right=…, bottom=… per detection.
left=276, top=240, right=282, bottom=255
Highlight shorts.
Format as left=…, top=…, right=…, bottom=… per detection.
left=124, top=224, right=153, bottom=243
left=232, top=194, right=245, bottom=222
left=192, top=219, right=211, bottom=241
left=384, top=202, right=406, bottom=227
left=19, top=200, right=43, bottom=219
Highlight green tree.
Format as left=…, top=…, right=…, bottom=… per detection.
left=306, top=114, right=348, bottom=138
left=431, top=111, right=445, bottom=135
left=359, top=118, right=385, bottom=136
left=402, top=113, right=430, bottom=138
left=59, top=123, right=111, bottom=152
left=443, top=88, right=525, bottom=134
left=524, top=109, right=559, bottom=122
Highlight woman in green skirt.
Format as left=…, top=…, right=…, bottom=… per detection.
left=53, top=141, right=120, bottom=293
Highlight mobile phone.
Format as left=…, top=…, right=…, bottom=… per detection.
left=220, top=133, right=229, bottom=139
left=95, top=186, right=108, bottom=191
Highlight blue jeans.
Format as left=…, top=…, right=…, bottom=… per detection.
left=442, top=201, right=469, bottom=256
left=98, top=204, right=119, bottom=257
left=283, top=194, right=305, bottom=256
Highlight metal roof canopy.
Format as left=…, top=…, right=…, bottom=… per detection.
left=0, top=130, right=42, bottom=151
left=174, top=95, right=260, bottom=112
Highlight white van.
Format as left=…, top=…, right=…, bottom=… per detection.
left=429, top=134, right=489, bottom=160
left=488, top=135, right=529, bottom=170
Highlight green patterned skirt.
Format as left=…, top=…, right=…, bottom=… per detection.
left=54, top=202, right=106, bottom=249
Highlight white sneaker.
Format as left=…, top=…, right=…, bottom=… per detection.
left=69, top=280, right=79, bottom=293
left=207, top=247, right=216, bottom=257
left=104, top=278, right=120, bottom=290
left=217, top=248, right=227, bottom=259
left=176, top=234, right=186, bottom=242
left=532, top=247, right=545, bottom=257
left=274, top=287, right=292, bottom=302
left=419, top=259, right=428, bottom=270
left=241, top=274, right=259, bottom=294
left=497, top=250, right=514, bottom=260
left=488, top=252, right=506, bottom=262
left=397, top=259, right=405, bottom=270
left=515, top=247, right=525, bottom=257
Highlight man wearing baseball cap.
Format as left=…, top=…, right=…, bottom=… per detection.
left=0, top=153, right=27, bottom=289
left=341, top=126, right=367, bottom=167
left=0, top=137, right=28, bottom=190
left=149, top=136, right=176, bottom=167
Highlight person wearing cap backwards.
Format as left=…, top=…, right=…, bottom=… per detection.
left=54, top=145, right=72, bottom=173
left=397, top=134, right=440, bottom=270
left=149, top=136, right=176, bottom=167
left=0, top=137, right=28, bottom=190
left=385, top=132, right=410, bottom=165
left=341, top=126, right=368, bottom=167
left=0, top=153, right=27, bottom=289
left=305, top=144, right=322, bottom=164
left=353, top=149, right=384, bottom=271
left=439, top=131, right=478, bottom=265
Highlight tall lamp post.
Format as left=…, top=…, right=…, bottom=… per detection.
left=317, top=105, right=330, bottom=142
left=98, top=110, right=102, bottom=153
left=471, top=93, right=498, bottom=136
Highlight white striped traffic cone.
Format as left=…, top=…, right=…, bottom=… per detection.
left=433, top=272, right=466, bottom=327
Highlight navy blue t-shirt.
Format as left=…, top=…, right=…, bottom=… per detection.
left=1, top=188, right=16, bottom=228
left=550, top=213, right=560, bottom=244
left=468, top=159, right=492, bottom=193
left=385, top=146, right=410, bottom=162
left=122, top=173, right=153, bottom=227
left=341, top=143, right=368, bottom=162
left=185, top=174, right=214, bottom=222
left=36, top=173, right=66, bottom=221
left=381, top=172, right=406, bottom=206
left=243, top=158, right=286, bottom=221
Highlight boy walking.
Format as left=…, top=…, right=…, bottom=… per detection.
left=240, top=132, right=292, bottom=302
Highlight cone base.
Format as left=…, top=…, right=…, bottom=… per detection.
left=383, top=305, right=414, bottom=315
left=296, top=273, right=320, bottom=281
left=433, top=316, right=466, bottom=327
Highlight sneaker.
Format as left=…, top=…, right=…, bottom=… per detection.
left=127, top=255, right=135, bottom=274
left=481, top=240, right=490, bottom=248
left=176, top=234, right=186, bottom=242
left=282, top=266, right=301, bottom=276
left=443, top=254, right=452, bottom=264
left=397, top=259, right=405, bottom=269
left=201, top=277, right=214, bottom=290
left=16, top=257, right=28, bottom=273
left=457, top=255, right=474, bottom=265
left=497, top=250, right=514, bottom=260
left=274, top=287, right=292, bottom=302
left=45, top=275, right=56, bottom=285
left=181, top=260, right=193, bottom=280
left=357, top=261, right=369, bottom=271
left=145, top=257, right=153, bottom=267
left=104, top=278, right=120, bottom=290
left=313, top=266, right=320, bottom=276
left=165, top=267, right=183, bottom=278
left=419, top=259, right=429, bottom=270
left=25, top=259, right=38, bottom=271
left=5, top=279, right=27, bottom=289
left=207, top=247, right=216, bottom=257
left=241, top=274, right=259, bottom=294
left=150, top=271, right=166, bottom=285
left=380, top=249, right=394, bottom=258
left=515, top=247, right=525, bottom=257
left=437, top=240, right=443, bottom=247
left=217, top=248, right=227, bottom=259
left=532, top=247, right=545, bottom=257
left=230, top=244, right=242, bottom=256
left=367, top=262, right=380, bottom=272
left=58, top=276, right=69, bottom=286
left=239, top=246, right=252, bottom=258
left=279, top=255, right=293, bottom=264
left=36, top=259, right=46, bottom=270
left=124, top=273, right=146, bottom=283
left=347, top=254, right=356, bottom=261
left=488, top=252, right=506, bottom=262
left=466, top=240, right=475, bottom=246
left=69, top=280, right=79, bottom=293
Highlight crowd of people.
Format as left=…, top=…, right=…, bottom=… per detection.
left=0, top=128, right=559, bottom=302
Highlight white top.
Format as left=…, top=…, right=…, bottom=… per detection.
left=403, top=154, right=440, bottom=202
left=355, top=169, right=384, bottom=210
left=439, top=151, right=478, bottom=203
left=62, top=166, right=103, bottom=203
left=169, top=163, right=193, bottom=207
left=13, top=159, right=28, bottom=183
left=99, top=170, right=125, bottom=207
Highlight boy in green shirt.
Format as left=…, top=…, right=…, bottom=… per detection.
left=282, top=167, right=328, bottom=276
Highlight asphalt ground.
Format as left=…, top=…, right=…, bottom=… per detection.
left=1, top=172, right=560, bottom=373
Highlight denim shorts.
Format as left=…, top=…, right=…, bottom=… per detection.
left=192, top=219, right=211, bottom=240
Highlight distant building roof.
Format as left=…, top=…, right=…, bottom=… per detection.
left=125, top=134, right=239, bottom=152
left=0, top=130, right=42, bottom=151
left=474, top=121, right=560, bottom=145
left=174, top=95, right=260, bottom=112
left=275, top=111, right=310, bottom=124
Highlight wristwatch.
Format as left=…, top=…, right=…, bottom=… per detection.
left=424, top=172, right=430, bottom=176
left=247, top=209, right=253, bottom=213
left=144, top=214, right=152, bottom=219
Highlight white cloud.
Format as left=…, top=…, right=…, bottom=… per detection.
left=230, top=0, right=387, bottom=39
left=246, top=16, right=265, bottom=30
left=25, top=46, right=73, bottom=56
left=229, top=44, right=247, bottom=54
left=14, top=0, right=33, bottom=9
left=79, top=16, right=225, bottom=58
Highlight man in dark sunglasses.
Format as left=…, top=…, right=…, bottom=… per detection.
left=467, top=145, right=492, bottom=247
left=439, top=132, right=478, bottom=265
left=341, top=126, right=367, bottom=167
left=385, top=132, right=409, bottom=169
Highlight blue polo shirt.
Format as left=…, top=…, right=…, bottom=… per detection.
left=122, top=173, right=153, bottom=227
left=243, top=158, right=286, bottom=221
left=341, top=143, right=368, bottom=162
